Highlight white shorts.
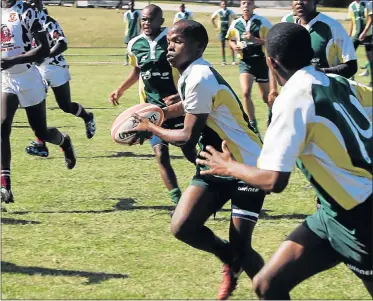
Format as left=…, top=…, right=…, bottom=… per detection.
left=2, top=65, right=47, bottom=108
left=36, top=64, right=71, bottom=88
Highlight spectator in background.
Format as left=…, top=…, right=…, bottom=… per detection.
left=348, top=0, right=372, bottom=86
left=173, top=3, right=193, bottom=24
left=123, top=0, right=141, bottom=66
left=211, top=0, right=237, bottom=65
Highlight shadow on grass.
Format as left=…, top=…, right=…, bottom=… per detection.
left=213, top=209, right=308, bottom=221
left=49, top=106, right=114, bottom=110
left=13, top=125, right=74, bottom=129
left=88, top=151, right=184, bottom=159
left=1, top=218, right=41, bottom=225
left=9, top=198, right=175, bottom=215
left=1, top=261, right=128, bottom=284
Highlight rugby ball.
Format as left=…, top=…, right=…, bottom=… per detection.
left=111, top=103, right=164, bottom=145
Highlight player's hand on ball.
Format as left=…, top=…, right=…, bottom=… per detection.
left=131, top=113, right=151, bottom=132
left=109, top=89, right=122, bottom=105
left=163, top=94, right=181, bottom=106
left=196, top=141, right=234, bottom=177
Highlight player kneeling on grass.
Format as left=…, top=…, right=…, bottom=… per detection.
left=127, top=20, right=266, bottom=300
left=1, top=0, right=76, bottom=204
left=197, top=22, right=373, bottom=299
left=24, top=0, right=96, bottom=158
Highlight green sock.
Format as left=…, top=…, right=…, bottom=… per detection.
left=168, top=187, right=182, bottom=205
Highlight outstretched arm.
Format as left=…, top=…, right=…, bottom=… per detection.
left=109, top=67, right=140, bottom=105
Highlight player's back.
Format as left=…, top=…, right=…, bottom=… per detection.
left=276, top=66, right=372, bottom=211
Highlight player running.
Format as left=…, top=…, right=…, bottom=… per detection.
left=283, top=0, right=358, bottom=79
left=128, top=20, right=266, bottom=300
left=24, top=0, right=96, bottom=158
left=348, top=0, right=372, bottom=85
left=173, top=3, right=193, bottom=24
left=109, top=5, right=188, bottom=208
left=1, top=0, right=76, bottom=203
left=123, top=0, right=141, bottom=66
left=226, top=0, right=277, bottom=137
left=211, top=0, right=236, bottom=66
left=197, top=22, right=372, bottom=298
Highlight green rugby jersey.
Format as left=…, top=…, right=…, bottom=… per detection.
left=127, top=28, right=179, bottom=107
left=211, top=8, right=236, bottom=33
left=348, top=1, right=373, bottom=39
left=226, top=15, right=272, bottom=61
left=123, top=9, right=141, bottom=42
left=282, top=12, right=357, bottom=68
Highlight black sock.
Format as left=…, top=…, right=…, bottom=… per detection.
left=71, top=103, right=91, bottom=123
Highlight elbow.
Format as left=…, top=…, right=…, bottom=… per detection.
left=347, top=60, right=358, bottom=78
left=265, top=173, right=289, bottom=193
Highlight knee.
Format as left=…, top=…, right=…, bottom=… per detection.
left=170, top=218, right=192, bottom=242
left=243, top=90, right=252, bottom=101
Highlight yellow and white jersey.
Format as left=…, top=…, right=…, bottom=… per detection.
left=282, top=12, right=357, bottom=68
left=259, top=66, right=372, bottom=211
left=179, top=57, right=262, bottom=167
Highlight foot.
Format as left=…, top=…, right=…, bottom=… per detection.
left=25, top=141, right=49, bottom=157
left=217, top=264, right=241, bottom=300
left=1, top=187, right=14, bottom=204
left=232, top=61, right=237, bottom=65
left=61, top=135, right=76, bottom=169
left=359, top=70, right=369, bottom=77
left=221, top=61, right=227, bottom=66
left=124, top=62, right=129, bottom=66
left=85, top=113, right=96, bottom=139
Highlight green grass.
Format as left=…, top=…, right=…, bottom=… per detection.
left=1, top=7, right=371, bottom=300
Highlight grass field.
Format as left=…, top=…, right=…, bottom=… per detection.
left=1, top=6, right=372, bottom=300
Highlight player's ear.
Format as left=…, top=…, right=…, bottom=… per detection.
left=160, top=18, right=165, bottom=26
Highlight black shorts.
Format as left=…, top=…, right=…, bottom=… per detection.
left=353, top=35, right=373, bottom=52
left=190, top=174, right=266, bottom=223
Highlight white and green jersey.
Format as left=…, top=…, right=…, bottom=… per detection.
left=258, top=66, right=372, bottom=213
left=173, top=10, right=193, bottom=24
left=123, top=9, right=141, bottom=43
left=282, top=12, right=357, bottom=68
left=226, top=15, right=272, bottom=61
left=127, top=28, right=179, bottom=107
left=179, top=57, right=262, bottom=172
left=348, top=1, right=373, bottom=39
left=211, top=8, right=236, bottom=33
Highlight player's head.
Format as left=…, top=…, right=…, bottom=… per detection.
left=167, top=20, right=209, bottom=71
left=26, top=0, right=43, bottom=11
left=240, top=0, right=255, bottom=19
left=128, top=0, right=134, bottom=10
left=292, top=0, right=318, bottom=18
left=141, top=4, right=164, bottom=37
left=220, top=0, right=227, bottom=9
left=266, top=22, right=314, bottom=86
left=180, top=3, right=185, bottom=12
left=1, top=0, right=17, bottom=7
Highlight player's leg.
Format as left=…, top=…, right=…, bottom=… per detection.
left=365, top=41, right=373, bottom=86
left=230, top=43, right=236, bottom=65
left=239, top=70, right=258, bottom=135
left=25, top=100, right=76, bottom=170
left=52, top=81, right=96, bottom=139
left=221, top=39, right=226, bottom=65
left=1, top=92, right=19, bottom=203
left=217, top=184, right=266, bottom=300
left=171, top=181, right=233, bottom=265
left=252, top=222, right=341, bottom=299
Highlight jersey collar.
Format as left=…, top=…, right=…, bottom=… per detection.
left=141, top=27, right=168, bottom=42
left=181, top=57, right=210, bottom=77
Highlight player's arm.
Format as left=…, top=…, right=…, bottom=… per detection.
left=197, top=92, right=313, bottom=193
left=211, top=12, right=218, bottom=28
left=109, top=66, right=140, bottom=105
left=162, top=102, right=185, bottom=120
left=359, top=11, right=373, bottom=40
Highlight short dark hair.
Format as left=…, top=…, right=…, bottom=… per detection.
left=266, top=22, right=314, bottom=70
left=173, top=20, right=209, bottom=52
left=143, top=4, right=163, bottom=18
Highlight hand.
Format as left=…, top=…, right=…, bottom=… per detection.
left=196, top=141, right=234, bottom=177
left=267, top=89, right=278, bottom=108
left=126, top=130, right=153, bottom=146
left=109, top=88, right=123, bottom=105
left=1, top=57, right=17, bottom=71
left=359, top=32, right=366, bottom=41
left=163, top=94, right=180, bottom=106
left=130, top=113, right=152, bottom=132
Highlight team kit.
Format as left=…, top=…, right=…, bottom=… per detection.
left=1, top=0, right=372, bottom=299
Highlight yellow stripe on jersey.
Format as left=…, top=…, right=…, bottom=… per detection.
left=301, top=156, right=359, bottom=210
left=172, top=67, right=180, bottom=92
left=138, top=76, right=146, bottom=103
left=128, top=53, right=138, bottom=68
left=213, top=88, right=262, bottom=147
left=306, top=123, right=372, bottom=179
left=351, top=81, right=373, bottom=120
left=327, top=41, right=343, bottom=66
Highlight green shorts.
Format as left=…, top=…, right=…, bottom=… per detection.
left=305, top=197, right=372, bottom=281
left=239, top=58, right=269, bottom=83
left=219, top=30, right=228, bottom=42
left=190, top=174, right=266, bottom=223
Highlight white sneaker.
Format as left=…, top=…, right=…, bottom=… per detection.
left=359, top=70, right=369, bottom=77
left=232, top=61, right=237, bottom=65
left=221, top=62, right=227, bottom=66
